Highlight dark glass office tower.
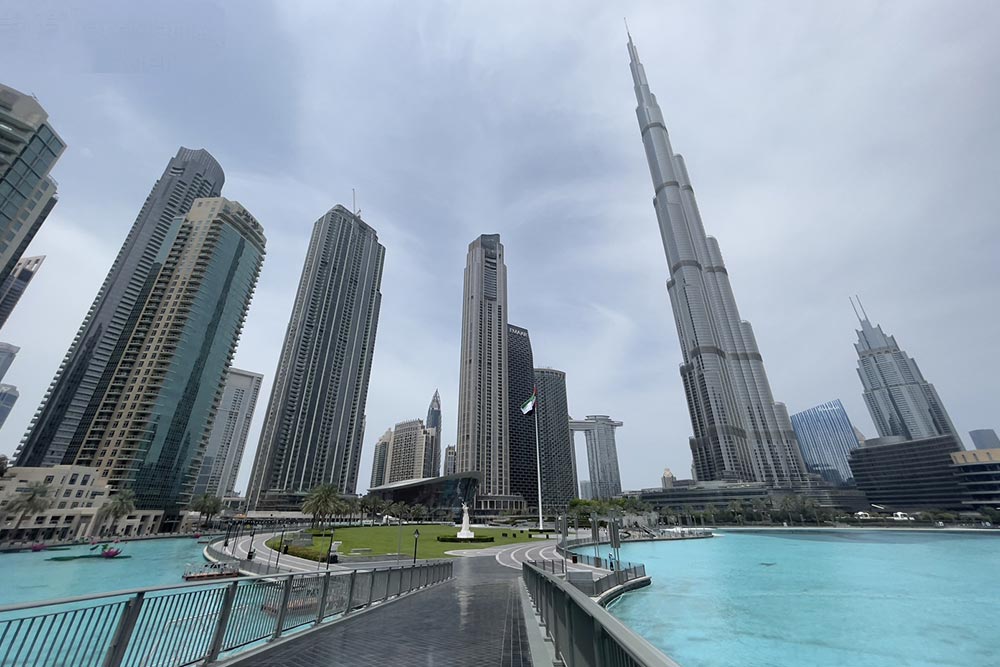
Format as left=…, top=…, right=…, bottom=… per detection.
left=507, top=324, right=536, bottom=507
left=533, top=368, right=576, bottom=509
left=16, top=148, right=224, bottom=468
left=248, top=205, right=384, bottom=509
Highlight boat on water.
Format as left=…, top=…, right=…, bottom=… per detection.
left=183, top=561, right=240, bottom=581
left=46, top=543, right=127, bottom=561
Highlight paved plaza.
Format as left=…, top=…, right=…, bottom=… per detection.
left=232, top=554, right=533, bottom=667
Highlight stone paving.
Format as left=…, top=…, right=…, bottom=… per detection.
left=234, top=555, right=532, bottom=667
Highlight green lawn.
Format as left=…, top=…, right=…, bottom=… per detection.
left=266, top=524, right=543, bottom=560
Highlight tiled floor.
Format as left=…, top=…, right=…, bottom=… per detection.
left=236, top=556, right=533, bottom=667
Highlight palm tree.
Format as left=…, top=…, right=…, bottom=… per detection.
left=7, top=481, right=52, bottom=541
left=190, top=494, right=223, bottom=527
left=302, top=484, right=340, bottom=529
left=410, top=504, right=428, bottom=523
left=100, top=489, right=136, bottom=536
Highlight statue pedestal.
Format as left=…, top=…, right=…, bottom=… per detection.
left=456, top=528, right=475, bottom=539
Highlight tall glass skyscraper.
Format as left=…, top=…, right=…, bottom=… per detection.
left=425, top=389, right=442, bottom=477
left=0, top=255, right=44, bottom=330
left=627, top=34, right=806, bottom=486
left=0, top=84, right=63, bottom=288
left=790, top=399, right=861, bottom=484
left=456, top=234, right=522, bottom=514
left=16, top=148, right=224, bottom=468
left=854, top=312, right=959, bottom=443
left=70, top=198, right=265, bottom=522
left=507, top=323, right=536, bottom=507
left=533, top=368, right=577, bottom=509
left=247, top=206, right=384, bottom=509
left=192, top=367, right=264, bottom=499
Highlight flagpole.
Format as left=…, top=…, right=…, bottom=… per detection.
left=534, top=401, right=543, bottom=532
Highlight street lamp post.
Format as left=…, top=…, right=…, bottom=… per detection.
left=412, top=528, right=420, bottom=564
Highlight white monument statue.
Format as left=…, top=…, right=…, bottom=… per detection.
left=457, top=502, right=475, bottom=539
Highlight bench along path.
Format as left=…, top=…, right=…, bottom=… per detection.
left=230, top=554, right=533, bottom=667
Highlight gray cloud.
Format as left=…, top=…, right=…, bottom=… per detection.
left=1, top=1, right=997, bottom=495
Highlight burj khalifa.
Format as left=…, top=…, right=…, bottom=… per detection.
left=628, top=33, right=806, bottom=486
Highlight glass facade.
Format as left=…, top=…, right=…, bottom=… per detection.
left=369, top=473, right=481, bottom=523
left=507, top=324, right=536, bottom=507
left=790, top=399, right=861, bottom=484
left=533, top=368, right=577, bottom=509
left=0, top=84, right=64, bottom=288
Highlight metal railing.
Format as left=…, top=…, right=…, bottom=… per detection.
left=204, top=539, right=296, bottom=576
left=526, top=559, right=566, bottom=575
left=0, top=560, right=452, bottom=667
left=590, top=564, right=646, bottom=598
left=523, top=563, right=679, bottom=667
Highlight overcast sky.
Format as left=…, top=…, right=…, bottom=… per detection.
left=2, top=1, right=998, bottom=494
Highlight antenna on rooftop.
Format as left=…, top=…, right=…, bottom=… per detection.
left=849, top=296, right=862, bottom=323
left=856, top=295, right=870, bottom=321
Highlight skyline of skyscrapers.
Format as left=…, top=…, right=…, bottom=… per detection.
left=66, top=197, right=265, bottom=523
left=192, top=367, right=264, bottom=499
left=0, top=84, right=63, bottom=290
left=0, top=254, right=43, bottom=330
left=247, top=205, right=384, bottom=510
left=627, top=34, right=807, bottom=487
left=533, top=368, right=577, bottom=509
left=790, top=399, right=862, bottom=485
left=570, top=415, right=623, bottom=500
left=16, top=147, right=225, bottom=468
left=854, top=311, right=960, bottom=444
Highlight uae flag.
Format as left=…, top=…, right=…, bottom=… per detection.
left=520, top=389, right=537, bottom=415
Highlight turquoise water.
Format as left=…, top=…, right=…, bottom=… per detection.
left=1, top=538, right=208, bottom=606
left=606, top=530, right=1000, bottom=667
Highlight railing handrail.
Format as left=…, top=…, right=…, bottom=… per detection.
left=524, top=562, right=679, bottom=667
left=1, top=559, right=453, bottom=667
left=0, top=559, right=451, bottom=614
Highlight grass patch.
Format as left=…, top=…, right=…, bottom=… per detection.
left=266, top=524, right=542, bottom=560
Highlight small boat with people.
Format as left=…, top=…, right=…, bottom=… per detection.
left=46, top=543, right=129, bottom=561
left=182, top=561, right=241, bottom=581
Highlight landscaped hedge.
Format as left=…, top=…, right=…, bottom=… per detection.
left=436, top=535, right=495, bottom=543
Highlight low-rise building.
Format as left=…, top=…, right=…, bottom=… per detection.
left=848, top=435, right=966, bottom=511
left=951, top=448, right=1000, bottom=511
left=0, top=465, right=162, bottom=542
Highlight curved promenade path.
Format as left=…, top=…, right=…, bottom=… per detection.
left=224, top=534, right=588, bottom=667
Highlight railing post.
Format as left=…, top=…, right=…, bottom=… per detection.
left=367, top=570, right=376, bottom=608
left=564, top=590, right=576, bottom=667
left=315, top=572, right=331, bottom=625
left=271, top=576, right=294, bottom=640
left=592, top=617, right=606, bottom=667
left=205, top=582, right=239, bottom=664
left=102, top=591, right=145, bottom=667
left=343, top=570, right=358, bottom=615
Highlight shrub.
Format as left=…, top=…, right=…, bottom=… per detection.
left=436, top=536, right=495, bottom=543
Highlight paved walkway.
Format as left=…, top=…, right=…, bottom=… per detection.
left=233, top=555, right=533, bottom=667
